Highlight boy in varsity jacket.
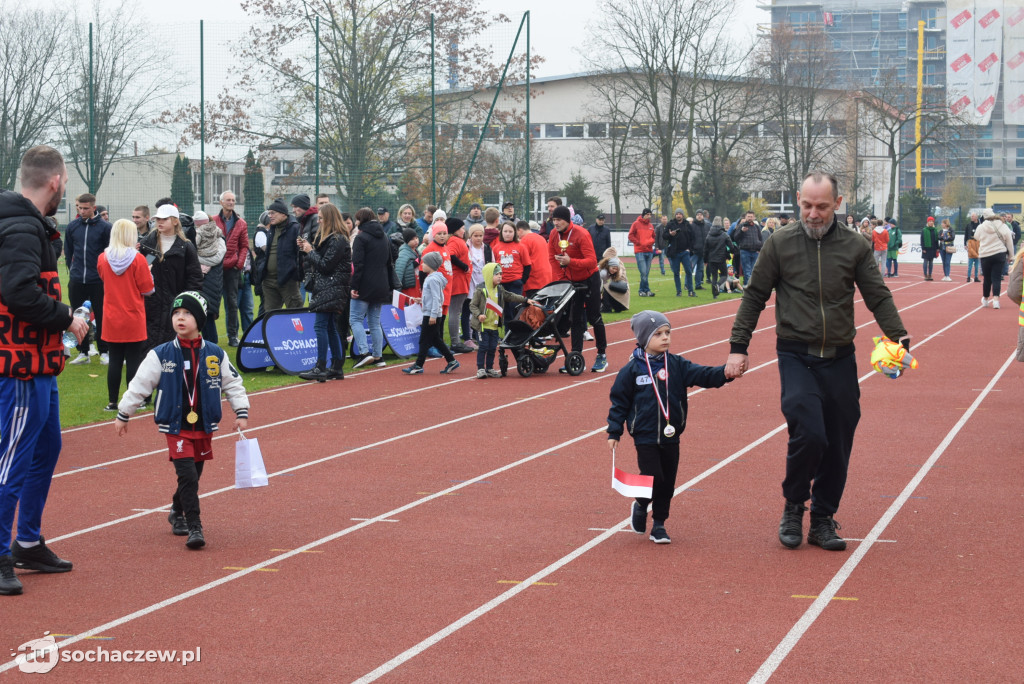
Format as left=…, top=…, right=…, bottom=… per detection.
left=115, top=291, right=249, bottom=550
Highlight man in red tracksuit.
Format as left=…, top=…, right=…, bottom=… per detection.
left=548, top=205, right=608, bottom=373
left=628, top=208, right=656, bottom=296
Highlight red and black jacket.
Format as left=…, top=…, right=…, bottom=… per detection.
left=0, top=191, right=74, bottom=378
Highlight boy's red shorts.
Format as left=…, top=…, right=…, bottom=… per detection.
left=165, top=430, right=214, bottom=462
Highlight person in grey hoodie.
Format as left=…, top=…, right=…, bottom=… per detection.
left=403, top=251, right=459, bottom=375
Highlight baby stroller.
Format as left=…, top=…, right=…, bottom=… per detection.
left=498, top=281, right=586, bottom=377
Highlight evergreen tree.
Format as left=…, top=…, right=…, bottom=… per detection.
left=242, top=149, right=264, bottom=238
left=559, top=171, right=600, bottom=223
left=170, top=154, right=194, bottom=212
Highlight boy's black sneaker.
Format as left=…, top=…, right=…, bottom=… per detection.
left=778, top=500, right=807, bottom=549
left=649, top=525, right=671, bottom=544
left=168, top=510, right=188, bottom=536
left=186, top=524, right=206, bottom=550
left=807, top=514, right=847, bottom=551
left=0, top=555, right=23, bottom=595
left=630, top=501, right=647, bottom=534
left=440, top=359, right=460, bottom=374
left=11, top=536, right=73, bottom=573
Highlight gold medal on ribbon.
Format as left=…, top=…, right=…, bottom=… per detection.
left=186, top=410, right=199, bottom=425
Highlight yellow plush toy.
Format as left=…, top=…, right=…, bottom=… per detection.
left=871, top=336, right=918, bottom=379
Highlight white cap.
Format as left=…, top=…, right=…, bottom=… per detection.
left=154, top=204, right=180, bottom=220
left=193, top=210, right=210, bottom=225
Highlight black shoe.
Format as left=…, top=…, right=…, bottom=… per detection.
left=168, top=510, right=188, bottom=536
left=688, top=291, right=696, bottom=297
left=650, top=525, right=671, bottom=544
left=186, top=524, right=206, bottom=549
left=228, top=338, right=239, bottom=347
left=326, top=359, right=345, bottom=380
left=11, top=536, right=72, bottom=573
left=298, top=364, right=328, bottom=382
left=630, top=501, right=647, bottom=534
left=974, top=277, right=980, bottom=282
left=807, top=514, right=847, bottom=551
left=695, top=285, right=704, bottom=290
left=103, top=402, right=118, bottom=411
left=0, top=555, right=23, bottom=595
left=778, top=500, right=807, bottom=549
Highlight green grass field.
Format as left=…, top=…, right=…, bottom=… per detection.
left=55, top=256, right=738, bottom=428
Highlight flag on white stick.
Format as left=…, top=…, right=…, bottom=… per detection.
left=612, top=467, right=653, bottom=499
left=485, top=298, right=503, bottom=316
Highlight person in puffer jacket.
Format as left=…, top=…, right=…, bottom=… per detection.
left=607, top=310, right=732, bottom=545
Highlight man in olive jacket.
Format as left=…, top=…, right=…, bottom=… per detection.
left=725, top=171, right=909, bottom=554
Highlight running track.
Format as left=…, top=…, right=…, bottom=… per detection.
left=2, top=267, right=1022, bottom=682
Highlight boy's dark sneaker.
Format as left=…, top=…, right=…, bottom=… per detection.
left=0, top=555, right=23, bottom=595
left=649, top=525, right=671, bottom=544
left=440, top=359, right=460, bottom=374
left=485, top=369, right=501, bottom=378
left=807, top=514, right=847, bottom=551
left=168, top=510, right=188, bottom=536
left=186, top=524, right=206, bottom=550
left=630, top=501, right=647, bottom=534
left=778, top=500, right=807, bottom=549
left=11, top=536, right=73, bottom=573
left=352, top=354, right=375, bottom=369
left=591, top=354, right=608, bottom=373
left=402, top=364, right=424, bottom=374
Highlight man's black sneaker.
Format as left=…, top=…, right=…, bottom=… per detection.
left=630, top=501, right=647, bottom=534
left=0, top=555, right=23, bottom=595
left=186, top=524, right=206, bottom=550
left=807, top=514, right=847, bottom=551
left=11, top=536, right=72, bottom=573
left=650, top=525, right=671, bottom=544
left=778, top=500, right=807, bottom=549
left=168, top=510, right=188, bottom=536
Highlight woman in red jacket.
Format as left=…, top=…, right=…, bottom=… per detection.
left=98, top=219, right=154, bottom=411
left=628, top=208, right=656, bottom=296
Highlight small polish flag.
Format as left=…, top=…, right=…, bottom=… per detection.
left=612, top=467, right=654, bottom=499
left=485, top=298, right=503, bottom=316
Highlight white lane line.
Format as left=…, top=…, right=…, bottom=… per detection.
left=747, top=350, right=1015, bottom=684
left=0, top=425, right=608, bottom=675
left=351, top=294, right=980, bottom=683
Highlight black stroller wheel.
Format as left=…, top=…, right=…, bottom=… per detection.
left=566, top=351, right=586, bottom=376
left=517, top=353, right=535, bottom=378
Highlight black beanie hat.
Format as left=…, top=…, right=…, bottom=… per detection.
left=268, top=198, right=289, bottom=215
left=445, top=217, right=465, bottom=234
left=401, top=227, right=418, bottom=244
left=290, top=193, right=311, bottom=211
left=551, top=206, right=571, bottom=222
left=171, top=290, right=209, bottom=332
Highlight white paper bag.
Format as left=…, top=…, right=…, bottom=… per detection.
left=403, top=302, right=423, bottom=328
left=235, top=432, right=268, bottom=488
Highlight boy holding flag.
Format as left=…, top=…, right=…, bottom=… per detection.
left=606, top=311, right=735, bottom=543
left=469, top=263, right=532, bottom=378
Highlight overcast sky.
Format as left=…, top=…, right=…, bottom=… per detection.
left=53, top=0, right=768, bottom=79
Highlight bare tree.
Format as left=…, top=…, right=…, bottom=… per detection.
left=854, top=67, right=971, bottom=218
left=0, top=8, right=72, bottom=190
left=478, top=132, right=552, bottom=217
left=167, top=0, right=523, bottom=210
left=57, top=1, right=164, bottom=194
left=588, top=0, right=736, bottom=216
left=752, top=24, right=852, bottom=206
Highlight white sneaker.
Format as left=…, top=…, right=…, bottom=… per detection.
left=69, top=353, right=90, bottom=365
left=99, top=353, right=109, bottom=365
left=476, top=368, right=487, bottom=379
left=941, top=276, right=951, bottom=282
left=584, top=331, right=594, bottom=341
left=981, top=297, right=989, bottom=308
left=992, top=299, right=1000, bottom=309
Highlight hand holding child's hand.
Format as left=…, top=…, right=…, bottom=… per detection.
left=725, top=353, right=747, bottom=379
left=608, top=438, right=618, bottom=452
left=115, top=418, right=128, bottom=436
left=235, top=417, right=248, bottom=431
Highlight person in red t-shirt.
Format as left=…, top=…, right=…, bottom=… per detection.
left=98, top=219, right=155, bottom=411
left=628, top=209, right=656, bottom=296
left=548, top=206, right=608, bottom=373
left=491, top=222, right=532, bottom=296
left=420, top=222, right=453, bottom=317
left=444, top=217, right=473, bottom=353
left=517, top=220, right=551, bottom=296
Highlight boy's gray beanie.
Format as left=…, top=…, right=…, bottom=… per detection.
left=630, top=310, right=670, bottom=349
left=422, top=251, right=443, bottom=271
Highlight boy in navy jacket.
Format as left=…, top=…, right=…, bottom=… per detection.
left=607, top=311, right=734, bottom=543
left=115, top=291, right=249, bottom=549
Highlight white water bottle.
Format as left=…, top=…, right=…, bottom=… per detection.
left=63, top=300, right=92, bottom=351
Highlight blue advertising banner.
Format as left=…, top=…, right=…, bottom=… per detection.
left=235, top=318, right=274, bottom=373
left=379, top=305, right=419, bottom=358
